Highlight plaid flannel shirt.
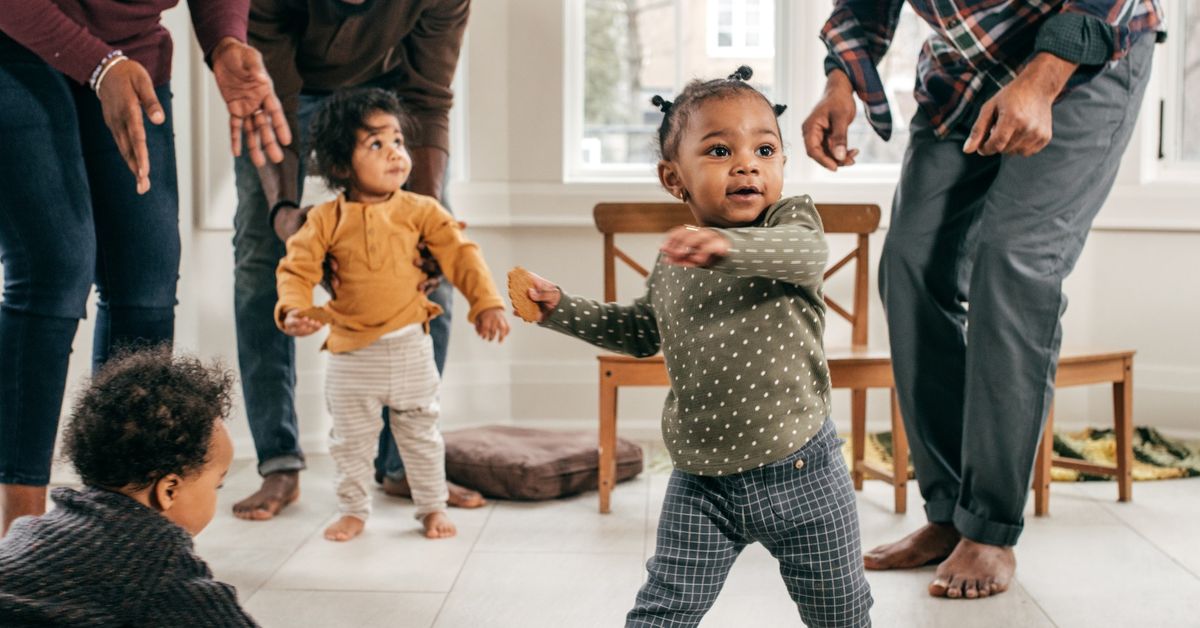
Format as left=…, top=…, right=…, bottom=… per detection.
left=821, top=0, right=1164, bottom=140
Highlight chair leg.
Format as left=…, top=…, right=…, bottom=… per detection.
left=1115, top=358, right=1134, bottom=502
left=1034, top=404, right=1054, bottom=517
left=890, top=390, right=908, bottom=515
left=598, top=371, right=619, bottom=514
left=851, top=389, right=867, bottom=491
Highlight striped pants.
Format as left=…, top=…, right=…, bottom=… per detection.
left=627, top=419, right=872, bottom=627
left=325, top=324, right=448, bottom=520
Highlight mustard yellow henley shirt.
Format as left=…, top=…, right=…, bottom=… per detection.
left=275, top=191, right=504, bottom=353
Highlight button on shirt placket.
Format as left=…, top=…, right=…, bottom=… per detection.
left=364, top=207, right=382, bottom=270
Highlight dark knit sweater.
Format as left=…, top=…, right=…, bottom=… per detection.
left=0, top=487, right=258, bottom=627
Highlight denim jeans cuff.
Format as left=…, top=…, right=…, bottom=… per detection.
left=259, top=454, right=306, bottom=477
left=924, top=497, right=957, bottom=525
left=384, top=470, right=407, bottom=482
left=953, top=504, right=1022, bottom=547
left=0, top=470, right=50, bottom=486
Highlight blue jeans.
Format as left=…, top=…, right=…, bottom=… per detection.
left=0, top=59, right=179, bottom=485
left=232, top=92, right=452, bottom=479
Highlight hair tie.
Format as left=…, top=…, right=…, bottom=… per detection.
left=773, top=104, right=788, bottom=117
left=728, top=65, right=753, bottom=81
left=651, top=94, right=673, bottom=113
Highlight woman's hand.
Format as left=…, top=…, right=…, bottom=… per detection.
left=660, top=225, right=730, bottom=268
left=474, top=307, right=510, bottom=343
left=97, top=59, right=163, bottom=195
left=281, top=308, right=324, bottom=337
left=211, top=37, right=292, bottom=166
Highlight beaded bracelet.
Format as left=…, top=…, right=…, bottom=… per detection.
left=89, top=49, right=126, bottom=92
left=92, top=56, right=128, bottom=95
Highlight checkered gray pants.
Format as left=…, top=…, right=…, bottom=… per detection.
left=627, top=419, right=872, bottom=627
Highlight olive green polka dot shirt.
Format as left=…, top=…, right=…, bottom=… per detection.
left=543, top=196, right=832, bottom=476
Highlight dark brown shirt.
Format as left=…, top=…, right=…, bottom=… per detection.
left=250, top=0, right=469, bottom=153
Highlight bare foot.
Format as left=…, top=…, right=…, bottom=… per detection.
left=381, top=476, right=487, bottom=509
left=422, top=511, right=456, bottom=539
left=928, top=538, right=1015, bottom=599
left=324, top=515, right=365, bottom=542
left=2, top=484, right=47, bottom=536
left=232, top=471, right=300, bottom=521
left=864, top=522, right=960, bottom=570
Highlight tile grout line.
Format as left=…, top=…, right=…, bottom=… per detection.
left=1098, top=499, right=1200, bottom=582
left=237, top=507, right=333, bottom=604
left=1065, top=480, right=1200, bottom=582
left=1014, top=580, right=1061, bottom=628
left=429, top=503, right=498, bottom=627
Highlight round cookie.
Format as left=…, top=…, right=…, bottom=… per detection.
left=508, top=267, right=542, bottom=323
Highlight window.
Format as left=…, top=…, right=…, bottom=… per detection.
left=569, top=0, right=778, bottom=175
left=1172, top=0, right=1200, bottom=162
left=843, top=4, right=932, bottom=165
left=708, top=0, right=774, bottom=58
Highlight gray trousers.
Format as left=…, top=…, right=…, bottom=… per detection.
left=879, top=35, right=1154, bottom=546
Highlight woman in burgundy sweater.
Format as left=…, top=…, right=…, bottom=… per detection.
left=0, top=0, right=289, bottom=533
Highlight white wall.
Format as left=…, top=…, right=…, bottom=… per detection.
left=10, top=2, right=1197, bottom=470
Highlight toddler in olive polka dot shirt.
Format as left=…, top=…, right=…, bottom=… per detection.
left=521, top=67, right=871, bottom=626
left=546, top=195, right=831, bottom=476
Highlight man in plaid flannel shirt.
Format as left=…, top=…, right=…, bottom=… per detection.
left=803, top=0, right=1164, bottom=601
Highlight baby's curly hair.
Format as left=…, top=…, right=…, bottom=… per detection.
left=62, top=347, right=235, bottom=491
left=651, top=65, right=787, bottom=160
left=307, top=87, right=413, bottom=193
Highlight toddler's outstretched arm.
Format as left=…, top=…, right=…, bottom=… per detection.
left=523, top=270, right=661, bottom=358
left=666, top=196, right=830, bottom=292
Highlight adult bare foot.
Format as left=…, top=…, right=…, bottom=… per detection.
left=422, top=511, right=456, bottom=539
left=381, top=476, right=487, bottom=509
left=324, top=515, right=365, bottom=542
left=2, top=484, right=47, bottom=536
left=232, top=471, right=300, bottom=521
left=863, top=522, right=960, bottom=570
left=928, top=538, right=1015, bottom=599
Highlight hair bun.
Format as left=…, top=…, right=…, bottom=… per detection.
left=650, top=94, right=673, bottom=113
left=729, top=65, right=753, bottom=81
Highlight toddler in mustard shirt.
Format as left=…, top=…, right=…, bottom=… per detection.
left=275, top=88, right=509, bottom=542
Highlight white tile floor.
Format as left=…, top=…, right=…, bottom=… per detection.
left=197, top=454, right=1200, bottom=628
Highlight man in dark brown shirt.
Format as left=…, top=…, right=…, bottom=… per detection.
left=230, top=0, right=479, bottom=520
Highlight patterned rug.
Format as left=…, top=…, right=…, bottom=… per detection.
left=644, top=428, right=1200, bottom=481
left=840, top=427, right=1200, bottom=482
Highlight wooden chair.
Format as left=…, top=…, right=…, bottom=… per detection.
left=851, top=349, right=1135, bottom=516
left=1031, top=351, right=1135, bottom=515
left=593, top=202, right=905, bottom=513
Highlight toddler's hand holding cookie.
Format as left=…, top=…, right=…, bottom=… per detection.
left=508, top=268, right=561, bottom=324
left=474, top=307, right=510, bottom=343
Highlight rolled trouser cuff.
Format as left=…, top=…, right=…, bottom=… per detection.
left=924, top=497, right=957, bottom=525
left=954, top=504, right=1022, bottom=547
left=259, top=454, right=306, bottom=477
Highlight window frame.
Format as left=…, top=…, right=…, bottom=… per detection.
left=1156, top=0, right=1200, bottom=178
left=564, top=0, right=911, bottom=184
left=706, top=0, right=775, bottom=59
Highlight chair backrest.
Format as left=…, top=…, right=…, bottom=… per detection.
left=593, top=202, right=881, bottom=347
